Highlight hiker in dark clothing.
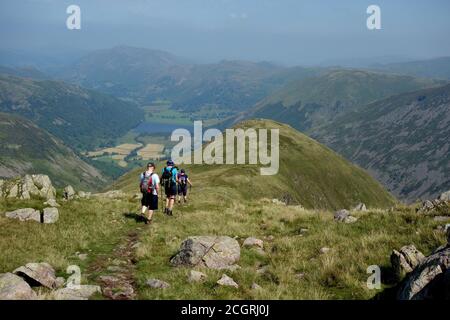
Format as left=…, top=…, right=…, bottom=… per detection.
left=139, top=162, right=160, bottom=224
left=161, top=160, right=178, bottom=216
left=177, top=169, right=193, bottom=204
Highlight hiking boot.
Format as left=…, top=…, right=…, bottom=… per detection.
left=168, top=210, right=173, bottom=216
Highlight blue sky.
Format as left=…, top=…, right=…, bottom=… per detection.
left=1, top=0, right=450, bottom=66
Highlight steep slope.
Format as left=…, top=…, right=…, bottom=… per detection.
left=0, top=112, right=105, bottom=190
left=311, top=84, right=450, bottom=202
left=0, top=73, right=143, bottom=150
left=237, top=70, right=443, bottom=132
left=372, top=57, right=450, bottom=80
left=115, top=119, right=396, bottom=210
left=60, top=46, right=324, bottom=111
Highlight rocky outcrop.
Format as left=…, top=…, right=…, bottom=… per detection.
left=0, top=174, right=55, bottom=200
left=5, top=208, right=41, bottom=223
left=0, top=273, right=37, bottom=300
left=391, top=245, right=426, bottom=276
left=397, top=244, right=450, bottom=300
left=52, top=285, right=101, bottom=300
left=63, top=185, right=75, bottom=200
left=171, top=236, right=240, bottom=270
left=439, top=190, right=450, bottom=202
left=13, top=262, right=57, bottom=289
left=417, top=192, right=450, bottom=214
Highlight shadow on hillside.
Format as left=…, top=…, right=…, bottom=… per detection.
left=123, top=212, right=147, bottom=223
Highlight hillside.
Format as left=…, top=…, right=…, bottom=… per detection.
left=311, top=84, right=450, bottom=202
left=236, top=70, right=443, bottom=133
left=0, top=73, right=144, bottom=150
left=372, top=57, right=450, bottom=80
left=115, top=119, right=396, bottom=210
left=0, top=112, right=105, bottom=190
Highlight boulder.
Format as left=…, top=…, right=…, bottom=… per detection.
left=334, top=209, right=350, bottom=222
left=170, top=236, right=240, bottom=270
left=42, top=207, right=59, bottom=224
left=44, top=199, right=60, bottom=207
left=52, top=285, right=101, bottom=300
left=217, top=274, right=238, bottom=288
left=397, top=245, right=450, bottom=300
left=391, top=245, right=425, bottom=276
left=243, top=237, right=264, bottom=249
left=13, top=262, right=57, bottom=289
left=439, top=190, right=450, bottom=202
left=334, top=209, right=358, bottom=223
left=5, top=208, right=41, bottom=223
left=188, top=270, right=207, bottom=283
left=0, top=273, right=37, bottom=300
left=353, top=203, right=367, bottom=211
left=146, top=279, right=170, bottom=289
left=63, top=185, right=75, bottom=200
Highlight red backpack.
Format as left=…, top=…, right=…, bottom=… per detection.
left=140, top=172, right=155, bottom=194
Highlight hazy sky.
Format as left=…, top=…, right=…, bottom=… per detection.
left=1, top=0, right=450, bottom=66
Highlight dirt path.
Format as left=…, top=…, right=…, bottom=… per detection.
left=87, top=226, right=143, bottom=300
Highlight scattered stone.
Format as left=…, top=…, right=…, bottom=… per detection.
left=320, top=247, right=331, bottom=254
left=256, top=266, right=269, bottom=275
left=188, top=270, right=207, bottom=283
left=170, top=236, right=240, bottom=270
left=146, top=279, right=170, bottom=289
left=5, top=208, right=41, bottom=223
left=55, top=277, right=65, bottom=289
left=390, top=245, right=425, bottom=276
left=63, top=185, right=75, bottom=200
left=417, top=197, right=449, bottom=214
left=344, top=216, right=358, bottom=224
left=433, top=216, right=450, bottom=222
left=272, top=199, right=286, bottom=206
left=1, top=174, right=56, bottom=200
left=52, top=285, right=101, bottom=300
left=243, top=237, right=264, bottom=249
left=77, top=253, right=88, bottom=261
left=0, top=273, right=37, bottom=300
left=295, top=272, right=306, bottom=280
left=42, top=207, right=59, bottom=224
left=334, top=209, right=358, bottom=223
left=397, top=245, right=450, bottom=300
left=216, top=274, right=238, bottom=288
left=76, top=191, right=91, bottom=199
left=251, top=283, right=262, bottom=290
left=44, top=199, right=60, bottom=207
left=353, top=203, right=367, bottom=211
left=13, top=262, right=57, bottom=289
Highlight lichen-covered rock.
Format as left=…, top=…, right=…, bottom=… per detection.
left=63, top=185, right=75, bottom=200
left=0, top=175, right=55, bottom=200
left=391, top=245, right=425, bottom=276
left=188, top=270, right=207, bottom=283
left=0, top=273, right=37, bottom=300
left=146, top=279, right=170, bottom=289
left=334, top=209, right=350, bottom=222
left=243, top=237, right=264, bottom=249
left=5, top=208, right=41, bottom=223
left=42, top=207, right=59, bottom=224
left=171, top=236, right=240, bottom=270
left=52, top=285, right=101, bottom=300
left=397, top=245, right=450, bottom=300
left=13, top=262, right=57, bottom=289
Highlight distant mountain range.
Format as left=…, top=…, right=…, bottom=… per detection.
left=371, top=57, right=450, bottom=80
left=311, top=83, right=450, bottom=202
left=0, top=73, right=144, bottom=150
left=55, top=46, right=325, bottom=111
left=0, top=112, right=105, bottom=190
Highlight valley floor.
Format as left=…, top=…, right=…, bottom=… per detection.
left=0, top=190, right=448, bottom=300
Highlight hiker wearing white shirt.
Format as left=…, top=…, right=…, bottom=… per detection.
left=139, top=162, right=160, bottom=224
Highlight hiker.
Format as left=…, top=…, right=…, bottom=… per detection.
left=177, top=169, right=193, bottom=204
left=161, top=160, right=178, bottom=216
left=139, top=162, right=160, bottom=224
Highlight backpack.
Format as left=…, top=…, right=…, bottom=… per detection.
left=179, top=173, right=188, bottom=186
left=161, top=167, right=175, bottom=189
left=140, top=172, right=154, bottom=194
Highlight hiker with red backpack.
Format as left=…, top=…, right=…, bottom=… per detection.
left=161, top=160, right=178, bottom=216
left=139, top=162, right=160, bottom=224
left=177, top=169, right=193, bottom=204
